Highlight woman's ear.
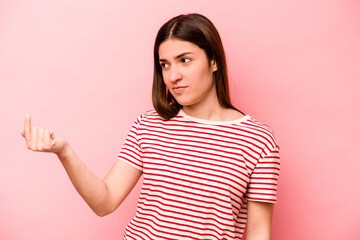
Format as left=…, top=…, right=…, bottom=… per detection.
left=211, top=59, right=218, bottom=72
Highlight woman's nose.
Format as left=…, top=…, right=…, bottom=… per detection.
left=168, top=65, right=182, bottom=83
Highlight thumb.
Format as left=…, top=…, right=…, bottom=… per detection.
left=49, top=131, right=56, bottom=145
left=51, top=138, right=57, bottom=146
left=49, top=130, right=55, bottom=139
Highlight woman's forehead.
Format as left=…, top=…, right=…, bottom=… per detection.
left=158, top=38, right=202, bottom=60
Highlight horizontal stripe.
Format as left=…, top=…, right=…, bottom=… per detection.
left=118, top=110, right=280, bottom=239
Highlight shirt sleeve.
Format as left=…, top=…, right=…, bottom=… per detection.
left=246, top=145, right=280, bottom=203
left=116, top=114, right=144, bottom=171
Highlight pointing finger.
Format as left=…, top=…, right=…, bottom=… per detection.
left=24, top=114, right=31, bottom=148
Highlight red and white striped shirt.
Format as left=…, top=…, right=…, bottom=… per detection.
left=117, top=109, right=280, bottom=240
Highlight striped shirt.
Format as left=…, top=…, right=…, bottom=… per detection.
left=117, top=109, right=280, bottom=240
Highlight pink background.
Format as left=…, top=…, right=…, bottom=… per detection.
left=1, top=0, right=359, bottom=239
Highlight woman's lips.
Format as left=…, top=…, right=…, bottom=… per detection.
left=173, top=86, right=187, bottom=94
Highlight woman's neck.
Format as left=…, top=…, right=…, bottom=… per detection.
left=182, top=101, right=243, bottom=122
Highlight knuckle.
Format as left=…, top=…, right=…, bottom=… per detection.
left=31, top=143, right=36, bottom=150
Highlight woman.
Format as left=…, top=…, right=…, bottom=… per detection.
left=22, top=13, right=280, bottom=240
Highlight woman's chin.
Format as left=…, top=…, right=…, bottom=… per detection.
left=175, top=100, right=192, bottom=107
left=172, top=96, right=198, bottom=108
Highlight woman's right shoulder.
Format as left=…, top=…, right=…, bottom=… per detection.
left=134, top=109, right=162, bottom=123
left=138, top=109, right=159, bottom=118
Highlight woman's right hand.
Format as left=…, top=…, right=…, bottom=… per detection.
left=20, top=114, right=142, bottom=217
left=21, top=114, right=69, bottom=156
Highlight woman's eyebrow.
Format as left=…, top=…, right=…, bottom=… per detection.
left=159, top=52, right=194, bottom=62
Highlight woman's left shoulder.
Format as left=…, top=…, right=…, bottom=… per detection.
left=242, top=115, right=279, bottom=149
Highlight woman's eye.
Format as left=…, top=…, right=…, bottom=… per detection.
left=160, top=63, right=169, bottom=69
left=181, top=58, right=190, bottom=63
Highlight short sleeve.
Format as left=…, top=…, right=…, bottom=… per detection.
left=116, top=114, right=144, bottom=171
left=246, top=145, right=280, bottom=203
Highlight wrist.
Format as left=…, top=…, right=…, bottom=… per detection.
left=56, top=142, right=72, bottom=159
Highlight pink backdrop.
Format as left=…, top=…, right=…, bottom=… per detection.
left=1, top=0, right=359, bottom=239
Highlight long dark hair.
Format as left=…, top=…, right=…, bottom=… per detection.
left=152, top=13, right=243, bottom=120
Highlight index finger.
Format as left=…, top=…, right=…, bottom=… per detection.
left=24, top=114, right=31, bottom=148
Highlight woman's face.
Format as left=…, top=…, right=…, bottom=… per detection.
left=158, top=38, right=217, bottom=109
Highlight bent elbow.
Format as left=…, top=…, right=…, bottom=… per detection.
left=95, top=213, right=105, bottom=217
left=95, top=211, right=109, bottom=217
left=92, top=204, right=115, bottom=217
left=94, top=209, right=112, bottom=217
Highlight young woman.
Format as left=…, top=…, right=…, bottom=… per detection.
left=22, top=13, right=280, bottom=240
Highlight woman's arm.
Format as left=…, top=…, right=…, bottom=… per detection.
left=245, top=201, right=274, bottom=240
left=21, top=114, right=142, bottom=216
left=57, top=146, right=142, bottom=216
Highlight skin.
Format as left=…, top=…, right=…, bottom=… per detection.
left=159, top=38, right=245, bottom=121
left=246, top=201, right=274, bottom=240
left=21, top=38, right=274, bottom=239
left=21, top=114, right=142, bottom=216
